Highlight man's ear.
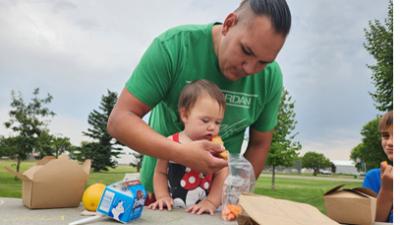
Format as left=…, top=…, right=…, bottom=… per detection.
left=179, top=107, right=188, bottom=123
left=222, top=13, right=238, bottom=35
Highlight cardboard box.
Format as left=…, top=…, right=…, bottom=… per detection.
left=238, top=193, right=340, bottom=225
left=5, top=155, right=91, bottom=209
left=324, top=184, right=377, bottom=225
left=97, top=179, right=147, bottom=223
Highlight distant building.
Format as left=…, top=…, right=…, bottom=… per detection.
left=332, top=160, right=358, bottom=175
left=113, top=146, right=140, bottom=165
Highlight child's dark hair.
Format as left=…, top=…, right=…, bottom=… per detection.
left=178, top=80, right=226, bottom=114
left=379, top=111, right=393, bottom=132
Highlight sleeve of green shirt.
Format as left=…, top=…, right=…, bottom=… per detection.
left=251, top=63, right=283, bottom=132
left=125, top=37, right=175, bottom=108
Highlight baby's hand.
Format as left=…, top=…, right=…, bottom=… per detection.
left=186, top=198, right=217, bottom=215
left=147, top=196, right=173, bottom=211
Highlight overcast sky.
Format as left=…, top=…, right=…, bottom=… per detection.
left=0, top=0, right=391, bottom=160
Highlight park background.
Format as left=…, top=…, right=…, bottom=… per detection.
left=0, top=0, right=396, bottom=217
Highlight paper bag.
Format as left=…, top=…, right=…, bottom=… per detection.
left=238, top=193, right=340, bottom=225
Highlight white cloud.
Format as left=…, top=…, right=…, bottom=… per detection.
left=48, top=114, right=91, bottom=145
left=299, top=128, right=362, bottom=161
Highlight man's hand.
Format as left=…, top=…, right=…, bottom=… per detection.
left=177, top=140, right=228, bottom=174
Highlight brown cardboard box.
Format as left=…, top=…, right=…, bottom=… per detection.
left=238, top=193, right=340, bottom=225
left=5, top=155, right=91, bottom=209
left=324, top=184, right=377, bottom=225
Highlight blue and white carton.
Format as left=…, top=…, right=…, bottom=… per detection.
left=97, top=179, right=146, bottom=223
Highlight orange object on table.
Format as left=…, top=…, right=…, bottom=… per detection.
left=222, top=204, right=242, bottom=221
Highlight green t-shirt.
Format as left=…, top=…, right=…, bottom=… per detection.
left=125, top=23, right=283, bottom=192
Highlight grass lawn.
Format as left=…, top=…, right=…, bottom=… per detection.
left=0, top=160, right=361, bottom=214
left=0, top=160, right=137, bottom=198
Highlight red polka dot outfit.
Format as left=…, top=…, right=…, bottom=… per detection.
left=167, top=133, right=213, bottom=208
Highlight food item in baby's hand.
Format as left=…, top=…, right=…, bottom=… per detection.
left=218, top=150, right=229, bottom=160
left=212, top=136, right=229, bottom=160
left=212, top=136, right=223, bottom=145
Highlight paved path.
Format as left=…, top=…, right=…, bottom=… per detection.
left=0, top=198, right=235, bottom=225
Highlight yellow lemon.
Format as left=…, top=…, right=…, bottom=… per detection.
left=82, top=183, right=106, bottom=211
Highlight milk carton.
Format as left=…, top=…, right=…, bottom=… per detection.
left=97, top=179, right=146, bottom=223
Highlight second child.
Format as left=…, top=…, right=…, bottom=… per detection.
left=363, top=111, right=393, bottom=223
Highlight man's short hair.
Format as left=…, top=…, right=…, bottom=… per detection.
left=178, top=80, right=226, bottom=114
left=236, top=0, right=291, bottom=36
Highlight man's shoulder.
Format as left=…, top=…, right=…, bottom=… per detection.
left=157, top=23, right=212, bottom=42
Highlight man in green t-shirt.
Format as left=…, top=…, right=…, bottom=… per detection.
left=108, top=0, right=291, bottom=194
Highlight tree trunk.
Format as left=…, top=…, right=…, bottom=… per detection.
left=14, top=157, right=21, bottom=180
left=16, top=157, right=21, bottom=173
left=272, top=165, right=276, bottom=190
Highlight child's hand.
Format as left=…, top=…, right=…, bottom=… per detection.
left=186, top=198, right=217, bottom=215
left=380, top=161, right=393, bottom=192
left=147, top=196, right=173, bottom=211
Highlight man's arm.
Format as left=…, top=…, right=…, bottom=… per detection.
left=107, top=88, right=227, bottom=174
left=243, top=128, right=273, bottom=179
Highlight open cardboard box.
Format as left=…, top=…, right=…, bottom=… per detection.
left=5, top=155, right=91, bottom=209
left=324, top=184, right=377, bottom=225
left=237, top=193, right=340, bottom=225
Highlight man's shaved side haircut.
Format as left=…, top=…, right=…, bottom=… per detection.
left=235, top=0, right=291, bottom=36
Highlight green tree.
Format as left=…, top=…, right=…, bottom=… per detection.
left=82, top=90, right=122, bottom=171
left=364, top=0, right=393, bottom=111
left=350, top=117, right=387, bottom=170
left=266, top=89, right=301, bottom=190
left=3, top=88, right=55, bottom=172
left=0, top=136, right=16, bottom=158
left=301, top=152, right=331, bottom=176
left=36, top=132, right=72, bottom=158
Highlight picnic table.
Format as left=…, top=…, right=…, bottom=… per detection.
left=0, top=197, right=235, bottom=225
left=0, top=197, right=393, bottom=225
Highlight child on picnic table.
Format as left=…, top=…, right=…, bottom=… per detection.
left=362, top=111, right=393, bottom=223
left=148, top=80, right=228, bottom=215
